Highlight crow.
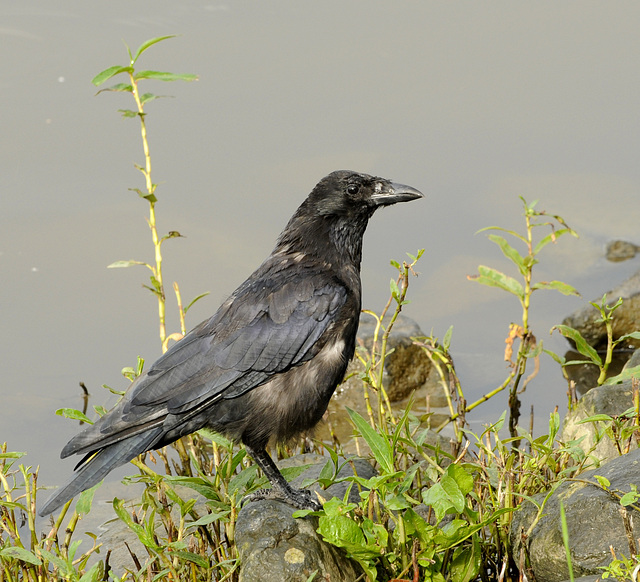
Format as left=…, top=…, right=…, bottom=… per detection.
left=39, top=170, right=423, bottom=516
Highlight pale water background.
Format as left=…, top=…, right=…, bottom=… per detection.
left=2, top=2, right=640, bottom=499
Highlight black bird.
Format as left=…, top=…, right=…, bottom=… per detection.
left=39, top=170, right=423, bottom=516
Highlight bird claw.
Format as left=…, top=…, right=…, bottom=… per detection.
left=243, top=487, right=322, bottom=511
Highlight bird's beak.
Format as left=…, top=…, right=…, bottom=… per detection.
left=370, top=181, right=424, bottom=206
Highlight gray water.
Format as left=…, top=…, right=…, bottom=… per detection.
left=2, top=2, right=639, bottom=499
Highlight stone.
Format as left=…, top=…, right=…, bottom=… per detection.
left=510, top=448, right=640, bottom=582
left=606, top=240, right=639, bottom=262
left=562, top=269, right=640, bottom=352
left=562, top=349, right=640, bottom=461
left=236, top=501, right=360, bottom=582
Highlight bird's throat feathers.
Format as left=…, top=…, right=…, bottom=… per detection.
left=276, top=212, right=369, bottom=268
left=275, top=202, right=372, bottom=269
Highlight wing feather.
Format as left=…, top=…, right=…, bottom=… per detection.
left=61, top=257, right=349, bottom=456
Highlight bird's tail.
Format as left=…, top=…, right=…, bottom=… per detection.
left=39, top=428, right=162, bottom=516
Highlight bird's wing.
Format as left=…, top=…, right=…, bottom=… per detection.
left=62, top=259, right=348, bottom=456
left=135, top=266, right=348, bottom=413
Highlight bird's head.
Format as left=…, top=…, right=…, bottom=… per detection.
left=309, top=170, right=424, bottom=218
left=276, top=170, right=423, bottom=266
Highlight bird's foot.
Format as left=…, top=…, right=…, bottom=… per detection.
left=243, top=486, right=322, bottom=511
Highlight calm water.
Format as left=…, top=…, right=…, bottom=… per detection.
left=2, top=2, right=640, bottom=497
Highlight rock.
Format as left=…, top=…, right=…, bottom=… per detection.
left=318, top=314, right=452, bottom=449
left=606, top=240, right=639, bottom=262
left=355, top=313, right=435, bottom=402
left=235, top=454, right=372, bottom=582
left=562, top=269, right=640, bottom=351
left=510, top=448, right=640, bottom=582
left=562, top=349, right=640, bottom=461
left=236, top=501, right=360, bottom=582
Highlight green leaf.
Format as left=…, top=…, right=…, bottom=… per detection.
left=422, top=482, right=451, bottom=522
left=131, top=35, right=177, bottom=64
left=96, top=83, right=133, bottom=94
left=532, top=228, right=577, bottom=255
left=604, top=365, right=640, bottom=385
left=468, top=265, right=524, bottom=299
left=228, top=464, right=259, bottom=495
left=346, top=407, right=393, bottom=474
left=620, top=491, right=639, bottom=506
left=617, top=332, right=640, bottom=342
left=389, top=278, right=400, bottom=299
left=184, top=292, right=210, bottom=315
left=38, top=549, right=71, bottom=574
left=187, top=508, right=232, bottom=528
left=107, top=259, right=148, bottom=269
left=552, top=325, right=602, bottom=366
left=92, top=65, right=133, bottom=86
left=0, top=547, right=42, bottom=565
left=113, top=498, right=159, bottom=550
left=56, top=408, right=93, bottom=424
left=140, top=92, right=162, bottom=104
left=446, top=463, right=474, bottom=496
left=78, top=561, right=105, bottom=582
left=0, top=451, right=26, bottom=459
left=134, top=70, right=198, bottom=82
left=442, top=325, right=454, bottom=350
left=118, top=109, right=138, bottom=118
left=441, top=474, right=465, bottom=513
left=450, top=536, right=482, bottom=582
left=164, top=476, right=219, bottom=500
left=171, top=550, right=209, bottom=568
left=578, top=414, right=614, bottom=424
left=197, top=427, right=233, bottom=449
left=593, top=475, right=611, bottom=489
left=76, top=481, right=101, bottom=514
left=476, top=226, right=527, bottom=244
left=543, top=347, right=565, bottom=365
left=488, top=234, right=527, bottom=276
left=532, top=280, right=580, bottom=296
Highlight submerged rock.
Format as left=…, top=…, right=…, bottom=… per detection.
left=605, top=240, right=639, bottom=262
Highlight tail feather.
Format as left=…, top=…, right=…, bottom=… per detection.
left=39, top=428, right=162, bottom=516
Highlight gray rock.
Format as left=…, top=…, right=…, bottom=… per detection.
left=355, top=313, right=436, bottom=403
left=318, top=314, right=452, bottom=449
left=562, top=349, right=640, bottom=461
left=235, top=500, right=360, bottom=582
left=562, top=269, right=640, bottom=351
left=235, top=454, right=373, bottom=581
left=562, top=378, right=639, bottom=461
left=235, top=453, right=373, bottom=582
left=510, top=448, right=640, bottom=582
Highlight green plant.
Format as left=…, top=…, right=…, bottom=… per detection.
left=92, top=35, right=206, bottom=353
left=467, top=197, right=579, bottom=437
left=553, top=294, right=640, bottom=386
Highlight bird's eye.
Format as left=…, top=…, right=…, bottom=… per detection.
left=346, top=184, right=360, bottom=195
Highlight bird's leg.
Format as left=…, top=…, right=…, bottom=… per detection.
left=242, top=445, right=321, bottom=511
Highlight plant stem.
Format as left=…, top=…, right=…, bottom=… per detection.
left=129, top=71, right=167, bottom=350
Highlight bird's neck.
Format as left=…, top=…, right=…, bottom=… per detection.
left=275, top=212, right=370, bottom=270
